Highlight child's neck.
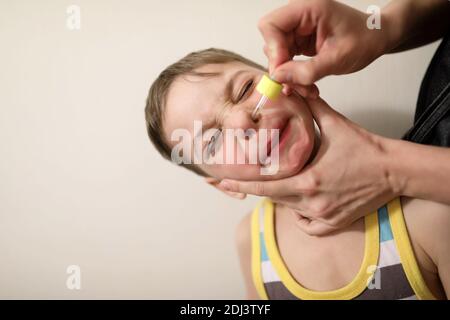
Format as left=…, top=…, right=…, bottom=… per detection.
left=273, top=200, right=365, bottom=239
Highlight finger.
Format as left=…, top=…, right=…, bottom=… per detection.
left=230, top=192, right=247, bottom=200
left=259, top=21, right=292, bottom=73
left=259, top=2, right=318, bottom=36
left=271, top=195, right=305, bottom=209
left=282, top=82, right=319, bottom=99
left=292, top=84, right=319, bottom=99
left=321, top=210, right=361, bottom=231
left=219, top=177, right=301, bottom=197
left=294, top=216, right=340, bottom=236
left=303, top=96, right=344, bottom=132
left=282, top=84, right=293, bottom=96
left=258, top=2, right=318, bottom=72
left=272, top=51, right=335, bottom=85
left=263, top=34, right=295, bottom=65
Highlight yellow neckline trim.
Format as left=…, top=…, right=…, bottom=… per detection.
left=263, top=198, right=379, bottom=300
left=251, top=202, right=269, bottom=300
left=388, top=198, right=436, bottom=300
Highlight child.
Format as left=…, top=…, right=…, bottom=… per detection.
left=145, top=48, right=449, bottom=299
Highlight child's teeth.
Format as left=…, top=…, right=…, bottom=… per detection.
left=263, top=156, right=271, bottom=166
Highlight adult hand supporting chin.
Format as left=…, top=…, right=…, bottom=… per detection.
left=219, top=96, right=402, bottom=236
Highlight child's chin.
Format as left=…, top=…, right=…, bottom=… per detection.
left=270, top=141, right=314, bottom=179
left=255, top=158, right=303, bottom=181
left=264, top=163, right=303, bottom=180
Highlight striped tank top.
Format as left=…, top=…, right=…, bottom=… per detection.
left=251, top=197, right=436, bottom=300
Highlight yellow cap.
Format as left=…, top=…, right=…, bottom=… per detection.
left=256, top=74, right=282, bottom=100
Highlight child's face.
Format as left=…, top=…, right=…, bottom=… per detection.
left=164, top=61, right=315, bottom=182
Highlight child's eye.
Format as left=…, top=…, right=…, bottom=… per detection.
left=237, top=80, right=254, bottom=102
left=206, top=129, right=222, bottom=157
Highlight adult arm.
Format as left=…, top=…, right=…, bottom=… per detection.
left=384, top=0, right=450, bottom=54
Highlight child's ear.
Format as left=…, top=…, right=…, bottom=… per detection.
left=204, top=177, right=247, bottom=200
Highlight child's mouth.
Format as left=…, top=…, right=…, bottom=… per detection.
left=264, top=118, right=291, bottom=160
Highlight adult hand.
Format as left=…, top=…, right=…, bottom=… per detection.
left=220, top=97, right=402, bottom=235
left=242, top=0, right=450, bottom=235
left=259, top=0, right=390, bottom=85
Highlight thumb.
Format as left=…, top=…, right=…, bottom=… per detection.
left=273, top=51, right=335, bottom=85
left=295, top=216, right=340, bottom=236
left=303, top=97, right=344, bottom=132
left=265, top=42, right=292, bottom=75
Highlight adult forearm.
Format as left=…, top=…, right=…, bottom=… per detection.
left=387, top=138, right=450, bottom=205
left=383, top=0, right=450, bottom=54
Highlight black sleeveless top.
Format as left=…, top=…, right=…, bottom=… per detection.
left=403, top=30, right=450, bottom=146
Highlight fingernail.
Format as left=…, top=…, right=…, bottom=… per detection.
left=269, top=64, right=274, bottom=76
left=271, top=71, right=278, bottom=82
left=285, top=70, right=292, bottom=83
left=268, top=42, right=277, bottom=59
left=220, top=181, right=230, bottom=191
left=273, top=70, right=291, bottom=83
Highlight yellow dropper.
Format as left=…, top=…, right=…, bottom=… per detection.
left=251, top=74, right=283, bottom=120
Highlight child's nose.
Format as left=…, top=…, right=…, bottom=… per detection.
left=223, top=108, right=257, bottom=131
